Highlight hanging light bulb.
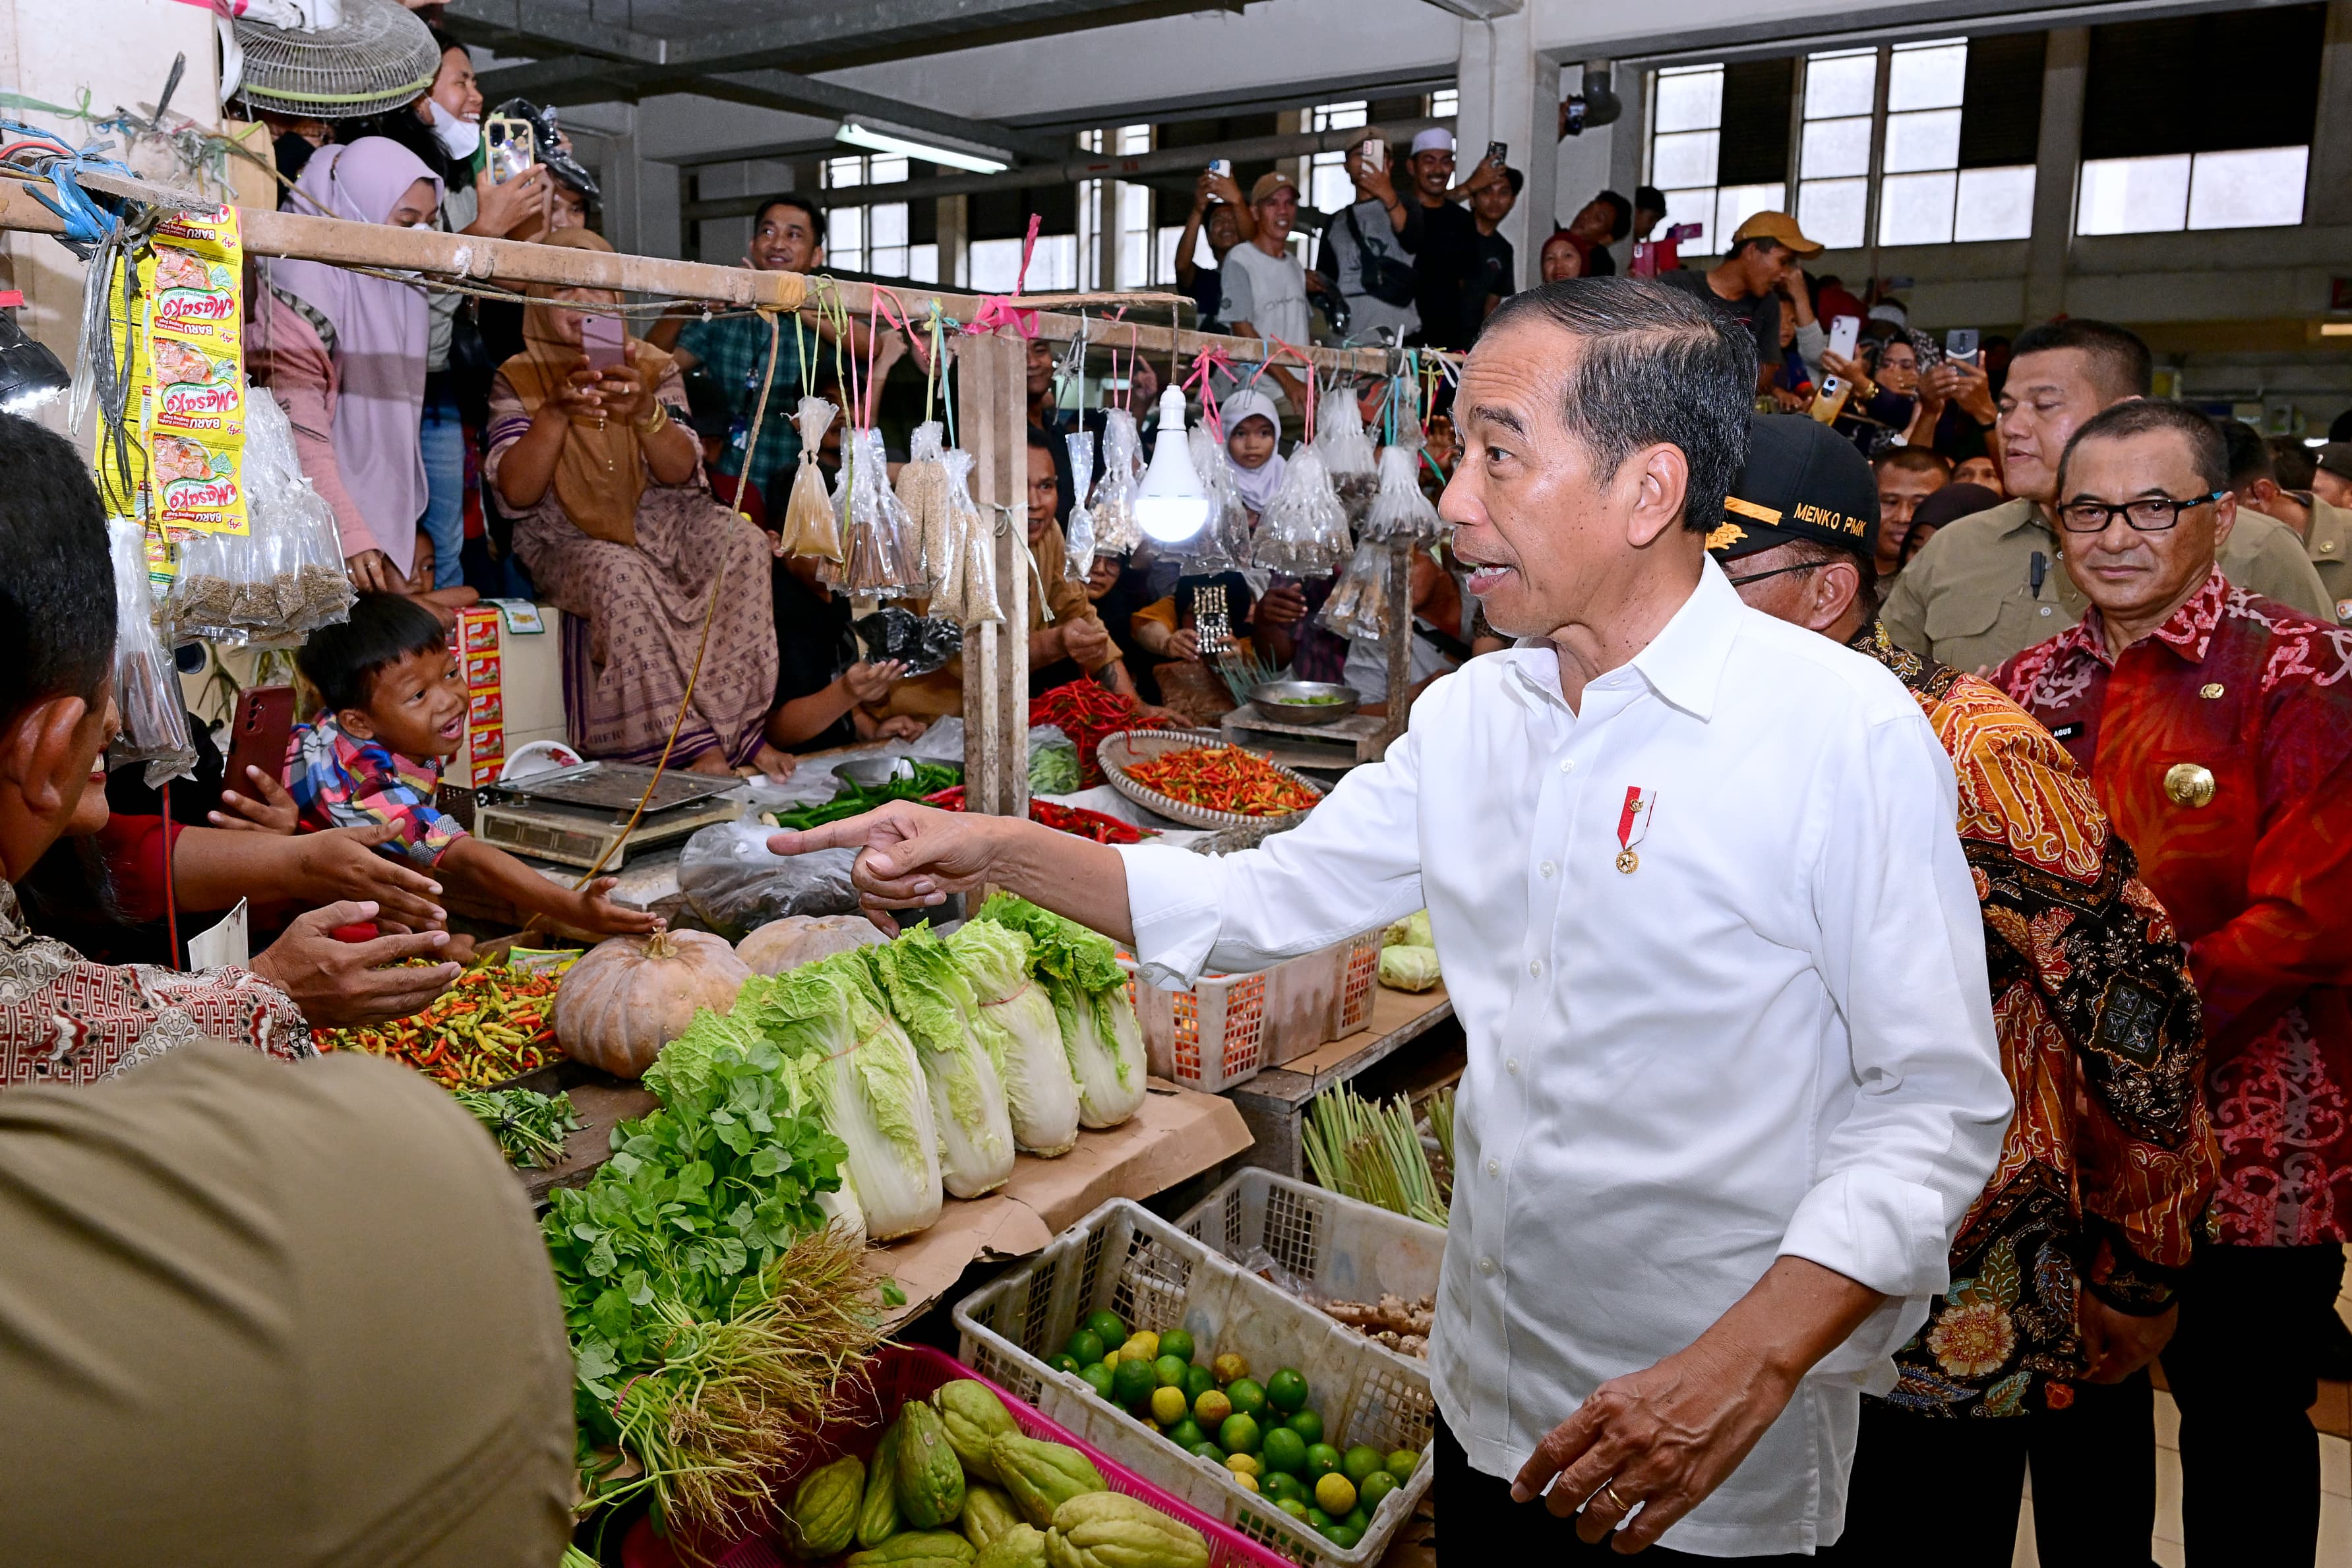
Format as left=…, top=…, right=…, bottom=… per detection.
left=1134, top=386, right=1213, bottom=543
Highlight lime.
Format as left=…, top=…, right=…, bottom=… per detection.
left=1325, top=1524, right=1362, bottom=1550
left=1284, top=1408, right=1324, bottom=1447
left=1357, top=1468, right=1399, bottom=1513
left=1213, top=1352, right=1249, bottom=1386
left=1226, top=1378, right=1267, bottom=1418
left=1342, top=1507, right=1370, bottom=1533
left=1112, top=1358, right=1156, bottom=1410
left=1159, top=1328, right=1195, bottom=1364
left=1219, top=1412, right=1263, bottom=1456
left=1303, top=1443, right=1341, bottom=1482
left=1168, top=1417, right=1207, bottom=1451
left=1234, top=1472, right=1260, bottom=1494
left=1314, top=1472, right=1357, bottom=1516
left=1277, top=1498, right=1310, bottom=1522
left=1122, top=1330, right=1161, bottom=1363
left=1184, top=1364, right=1217, bottom=1404
left=1189, top=1440, right=1226, bottom=1462
left=1386, top=1450, right=1420, bottom=1484
left=1067, top=1329, right=1105, bottom=1367
left=1342, top=1445, right=1383, bottom=1486
left=1304, top=1507, right=1333, bottom=1532
left=1265, top=1470, right=1308, bottom=1505
left=1051, top=1352, right=1083, bottom=1376
left=1081, top=1362, right=1117, bottom=1401
left=1260, top=1425, right=1308, bottom=1476
left=1154, top=1354, right=1191, bottom=1390
left=1265, top=1368, right=1310, bottom=1415
left=1151, top=1385, right=1189, bottom=1424
left=1224, top=1451, right=1261, bottom=1478
left=1085, top=1309, right=1128, bottom=1346
left=1193, top=1389, right=1232, bottom=1428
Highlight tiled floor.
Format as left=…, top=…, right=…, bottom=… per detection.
left=2012, top=1247, right=2352, bottom=1567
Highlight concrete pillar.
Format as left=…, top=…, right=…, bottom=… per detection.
left=1454, top=15, right=1560, bottom=266
left=2307, top=1, right=2352, bottom=226
left=2022, top=28, right=2088, bottom=326
left=1553, top=61, right=1616, bottom=241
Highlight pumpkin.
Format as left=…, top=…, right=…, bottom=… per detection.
left=737, top=914, right=887, bottom=976
left=553, top=930, right=750, bottom=1077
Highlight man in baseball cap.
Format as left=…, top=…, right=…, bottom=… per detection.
left=1217, top=168, right=1310, bottom=405
left=1720, top=413, right=2210, bottom=1566
left=1654, top=210, right=1824, bottom=392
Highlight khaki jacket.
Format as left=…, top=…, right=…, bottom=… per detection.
left=2301, top=491, right=2352, bottom=619
left=1884, top=498, right=2338, bottom=671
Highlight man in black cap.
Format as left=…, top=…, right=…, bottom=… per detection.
left=1718, top=416, right=2212, bottom=1566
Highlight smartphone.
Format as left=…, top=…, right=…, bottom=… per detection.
left=1945, top=327, right=1981, bottom=365
left=1487, top=140, right=1508, bottom=165
left=222, top=684, right=294, bottom=809
left=1207, top=158, right=1233, bottom=179
left=582, top=313, right=626, bottom=375
left=1827, top=314, right=1861, bottom=362
left=1362, top=138, right=1387, bottom=173
left=485, top=113, right=535, bottom=184
left=1666, top=222, right=1703, bottom=242
left=1811, top=375, right=1852, bottom=425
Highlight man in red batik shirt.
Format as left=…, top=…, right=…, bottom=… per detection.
left=1995, top=400, right=2352, bottom=1567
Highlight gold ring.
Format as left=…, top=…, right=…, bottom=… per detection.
left=1602, top=1482, right=1633, bottom=1513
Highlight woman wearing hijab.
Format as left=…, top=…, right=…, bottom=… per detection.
left=250, top=137, right=442, bottom=593
left=483, top=228, right=781, bottom=777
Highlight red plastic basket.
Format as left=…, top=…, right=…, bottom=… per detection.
left=620, top=1344, right=1294, bottom=1568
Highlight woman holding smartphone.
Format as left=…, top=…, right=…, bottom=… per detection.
left=484, top=228, right=787, bottom=777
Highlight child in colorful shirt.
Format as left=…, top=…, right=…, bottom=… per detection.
left=288, top=593, right=658, bottom=939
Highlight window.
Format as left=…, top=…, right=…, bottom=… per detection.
left=1429, top=88, right=1458, bottom=120
left=820, top=154, right=910, bottom=276
left=969, top=235, right=1077, bottom=293
left=1115, top=124, right=1153, bottom=288
left=1308, top=101, right=1367, bottom=215
left=2078, top=146, right=2309, bottom=235
left=1873, top=39, right=2036, bottom=245
left=1796, top=48, right=1875, bottom=249
left=1645, top=65, right=1785, bottom=256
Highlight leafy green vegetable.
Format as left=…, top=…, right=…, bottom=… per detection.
left=947, top=917, right=1080, bottom=1157
left=454, top=1085, right=582, bottom=1168
left=1029, top=740, right=1080, bottom=795
left=973, top=894, right=1145, bottom=1128
left=872, top=926, right=1015, bottom=1197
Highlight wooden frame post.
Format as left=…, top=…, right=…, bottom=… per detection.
left=956, top=332, right=1030, bottom=822
left=1380, top=536, right=1414, bottom=748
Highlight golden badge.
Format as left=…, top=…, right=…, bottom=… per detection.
left=1615, top=849, right=1639, bottom=874
left=2199, top=682, right=2225, bottom=700
left=2163, top=762, right=2217, bottom=808
left=1614, top=785, right=1655, bottom=874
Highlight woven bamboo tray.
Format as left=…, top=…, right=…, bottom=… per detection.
left=1098, top=729, right=1325, bottom=832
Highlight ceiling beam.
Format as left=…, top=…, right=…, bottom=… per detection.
left=694, top=70, right=1072, bottom=164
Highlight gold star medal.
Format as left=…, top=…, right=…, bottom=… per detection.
left=1614, top=786, right=1655, bottom=874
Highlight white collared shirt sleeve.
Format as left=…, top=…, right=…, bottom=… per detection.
left=1117, top=724, right=1427, bottom=988
left=1782, top=705, right=2012, bottom=1377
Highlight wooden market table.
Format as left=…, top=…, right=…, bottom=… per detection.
left=1226, top=983, right=1459, bottom=1180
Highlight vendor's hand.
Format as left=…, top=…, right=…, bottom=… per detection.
left=2080, top=1298, right=2177, bottom=1384
left=292, top=824, right=449, bottom=930
left=249, top=901, right=461, bottom=1027
left=768, top=800, right=1005, bottom=933
left=1061, top=615, right=1114, bottom=668
left=1769, top=384, right=1810, bottom=413
left=1256, top=582, right=1309, bottom=627
left=1511, top=1325, right=1804, bottom=1552
left=744, top=742, right=799, bottom=783
left=469, top=164, right=551, bottom=239
left=1923, top=357, right=1997, bottom=425
left=595, top=363, right=655, bottom=427
left=842, top=659, right=909, bottom=704
left=874, top=715, right=928, bottom=742
left=346, top=549, right=401, bottom=594
left=568, top=877, right=661, bottom=937
left=208, top=764, right=299, bottom=833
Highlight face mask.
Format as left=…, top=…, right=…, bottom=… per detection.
left=422, top=97, right=481, bottom=162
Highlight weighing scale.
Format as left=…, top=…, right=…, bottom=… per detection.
left=470, top=762, right=744, bottom=870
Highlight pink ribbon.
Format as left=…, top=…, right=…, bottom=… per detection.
left=965, top=214, right=1042, bottom=338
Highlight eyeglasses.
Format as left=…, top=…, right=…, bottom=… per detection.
left=1724, top=560, right=1826, bottom=588
left=2056, top=492, right=2223, bottom=534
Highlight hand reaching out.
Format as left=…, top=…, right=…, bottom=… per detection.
left=249, top=901, right=461, bottom=1027
left=843, top=659, right=909, bottom=704
left=565, top=877, right=661, bottom=938
left=208, top=765, right=299, bottom=833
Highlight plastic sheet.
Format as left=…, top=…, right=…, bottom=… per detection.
left=677, top=818, right=860, bottom=936
left=1089, top=407, right=1145, bottom=557
left=1251, top=444, right=1352, bottom=576
left=779, top=396, right=845, bottom=561
left=107, top=518, right=197, bottom=787
left=895, top=419, right=952, bottom=594
left=163, top=384, right=352, bottom=644
left=1063, top=428, right=1097, bottom=579
left=1365, top=443, right=1443, bottom=541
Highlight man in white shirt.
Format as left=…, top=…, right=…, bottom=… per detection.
left=769, top=278, right=2010, bottom=1559
left=1220, top=172, right=1312, bottom=407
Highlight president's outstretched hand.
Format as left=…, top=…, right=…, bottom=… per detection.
left=769, top=800, right=1133, bottom=938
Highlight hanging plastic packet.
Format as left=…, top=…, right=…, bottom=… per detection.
left=1253, top=444, right=1352, bottom=576
left=851, top=607, right=965, bottom=675
left=1063, top=429, right=1098, bottom=580
left=943, top=448, right=1002, bottom=626
left=839, top=427, right=919, bottom=595
left=1366, top=442, right=1443, bottom=542
left=1313, top=382, right=1380, bottom=531
left=92, top=250, right=150, bottom=525
left=895, top=420, right=953, bottom=595
left=1317, top=536, right=1393, bottom=643
left=1089, top=407, right=1145, bottom=557
left=778, top=395, right=844, bottom=560
left=1175, top=422, right=1253, bottom=572
left=139, top=204, right=248, bottom=537
left=107, top=518, right=197, bottom=787
left=167, top=382, right=353, bottom=642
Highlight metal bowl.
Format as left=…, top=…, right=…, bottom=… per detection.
left=831, top=756, right=922, bottom=791
left=1250, top=680, right=1361, bottom=726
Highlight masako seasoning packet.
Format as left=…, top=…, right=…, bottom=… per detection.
left=138, top=204, right=248, bottom=536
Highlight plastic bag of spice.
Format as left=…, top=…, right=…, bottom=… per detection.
left=1365, top=442, right=1442, bottom=541
left=1089, top=407, right=1145, bottom=557
left=942, top=448, right=1002, bottom=625
left=1313, top=383, right=1380, bottom=533
left=896, top=419, right=952, bottom=594
left=167, top=384, right=353, bottom=644
left=1317, top=535, right=1393, bottom=642
left=839, top=427, right=919, bottom=594
left=1063, top=428, right=1098, bottom=580
left=778, top=396, right=844, bottom=560
left=1253, top=444, right=1351, bottom=576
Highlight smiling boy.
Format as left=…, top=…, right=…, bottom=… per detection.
left=287, top=593, right=657, bottom=938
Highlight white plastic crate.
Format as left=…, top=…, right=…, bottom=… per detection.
left=1121, top=928, right=1384, bottom=1094
left=955, top=1198, right=1434, bottom=1568
left=1176, top=1168, right=1445, bottom=1377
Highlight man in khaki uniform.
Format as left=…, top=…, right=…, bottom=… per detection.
left=1884, top=319, right=2334, bottom=671
left=2219, top=418, right=2352, bottom=621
